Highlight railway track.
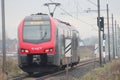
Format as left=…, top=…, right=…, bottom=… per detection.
left=36, top=58, right=99, bottom=80
left=8, top=73, right=28, bottom=80
left=8, top=58, right=99, bottom=80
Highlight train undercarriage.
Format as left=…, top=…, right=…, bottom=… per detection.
left=18, top=53, right=79, bottom=75
left=19, top=54, right=57, bottom=74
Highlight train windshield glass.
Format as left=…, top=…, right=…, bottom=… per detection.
left=23, top=20, right=51, bottom=43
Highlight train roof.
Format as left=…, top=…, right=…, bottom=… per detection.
left=25, top=13, right=71, bottom=26
left=24, top=13, right=49, bottom=21
left=56, top=19, right=78, bottom=31
left=56, top=19, right=71, bottom=26
left=24, top=13, right=78, bottom=32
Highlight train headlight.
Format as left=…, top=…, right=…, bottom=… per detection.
left=21, top=49, right=24, bottom=53
left=44, top=48, right=53, bottom=53
left=45, top=49, right=49, bottom=53
left=49, top=48, right=53, bottom=52
left=20, top=49, right=29, bottom=53
left=25, top=50, right=29, bottom=53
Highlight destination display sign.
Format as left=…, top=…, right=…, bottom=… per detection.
left=24, top=21, right=50, bottom=25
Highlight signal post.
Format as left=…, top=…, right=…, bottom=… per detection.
left=1, top=0, right=7, bottom=79
left=97, top=0, right=105, bottom=66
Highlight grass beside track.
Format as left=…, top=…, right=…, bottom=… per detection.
left=80, top=58, right=120, bottom=80
left=0, top=57, right=24, bottom=80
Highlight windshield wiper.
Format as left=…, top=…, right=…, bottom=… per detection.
left=41, top=31, right=47, bottom=40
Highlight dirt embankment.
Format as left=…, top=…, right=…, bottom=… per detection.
left=0, top=57, right=23, bottom=80
left=80, top=58, right=120, bottom=80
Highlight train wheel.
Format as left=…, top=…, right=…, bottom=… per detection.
left=70, top=63, right=74, bottom=68
left=78, top=56, right=80, bottom=63
left=59, top=60, right=64, bottom=70
left=61, top=65, right=66, bottom=70
left=28, top=72, right=33, bottom=76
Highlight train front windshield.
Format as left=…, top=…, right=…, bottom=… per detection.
left=23, top=20, right=51, bottom=44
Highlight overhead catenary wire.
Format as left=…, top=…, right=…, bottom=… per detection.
left=73, top=0, right=80, bottom=19
left=87, top=0, right=97, bottom=7
left=49, top=0, right=97, bottom=31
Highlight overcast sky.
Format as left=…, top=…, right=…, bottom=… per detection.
left=0, top=0, right=120, bottom=39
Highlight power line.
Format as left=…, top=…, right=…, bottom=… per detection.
left=49, top=0, right=97, bottom=30
left=49, top=0, right=73, bottom=17
left=87, top=0, right=97, bottom=7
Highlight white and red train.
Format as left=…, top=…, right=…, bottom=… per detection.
left=18, top=13, right=80, bottom=74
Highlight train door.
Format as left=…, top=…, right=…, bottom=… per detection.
left=72, top=30, right=79, bottom=64
left=76, top=32, right=80, bottom=63
left=55, top=27, right=64, bottom=66
left=59, top=28, right=65, bottom=66
left=54, top=28, right=60, bottom=65
left=72, top=31, right=76, bottom=64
